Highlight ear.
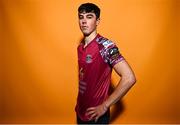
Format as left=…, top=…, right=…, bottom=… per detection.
left=96, top=18, right=100, bottom=26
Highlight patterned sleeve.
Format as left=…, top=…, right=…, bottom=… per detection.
left=100, top=40, right=124, bottom=67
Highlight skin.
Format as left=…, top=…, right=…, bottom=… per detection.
left=78, top=11, right=136, bottom=122
left=78, top=12, right=100, bottom=47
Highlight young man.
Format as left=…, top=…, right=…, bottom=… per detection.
left=75, top=3, right=136, bottom=124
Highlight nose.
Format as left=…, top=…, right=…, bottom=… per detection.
left=81, top=18, right=87, bottom=24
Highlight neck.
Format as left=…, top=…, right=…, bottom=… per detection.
left=84, top=31, right=97, bottom=47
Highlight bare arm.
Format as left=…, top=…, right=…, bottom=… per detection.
left=103, top=60, right=136, bottom=108
left=86, top=60, right=136, bottom=121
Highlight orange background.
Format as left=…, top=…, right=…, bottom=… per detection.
left=0, top=0, right=179, bottom=124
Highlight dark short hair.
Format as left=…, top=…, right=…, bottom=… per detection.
left=78, top=3, right=100, bottom=19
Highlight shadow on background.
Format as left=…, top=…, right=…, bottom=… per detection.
left=109, top=82, right=125, bottom=123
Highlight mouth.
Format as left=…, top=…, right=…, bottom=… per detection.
left=81, top=26, right=88, bottom=30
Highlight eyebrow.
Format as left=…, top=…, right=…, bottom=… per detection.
left=78, top=13, right=95, bottom=16
left=86, top=14, right=94, bottom=17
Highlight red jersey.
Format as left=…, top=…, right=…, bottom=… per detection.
left=75, top=34, right=124, bottom=121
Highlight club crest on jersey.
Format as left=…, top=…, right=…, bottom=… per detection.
left=86, top=54, right=92, bottom=63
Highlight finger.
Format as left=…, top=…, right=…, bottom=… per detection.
left=89, top=113, right=97, bottom=120
left=86, top=107, right=96, bottom=112
left=85, top=110, right=95, bottom=116
left=95, top=117, right=99, bottom=123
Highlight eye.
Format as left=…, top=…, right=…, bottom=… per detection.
left=79, top=15, right=84, bottom=19
left=86, top=15, right=93, bottom=19
left=86, top=14, right=93, bottom=19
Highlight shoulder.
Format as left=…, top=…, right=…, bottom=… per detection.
left=96, top=35, right=115, bottom=48
left=95, top=35, right=123, bottom=64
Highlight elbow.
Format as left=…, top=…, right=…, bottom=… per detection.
left=131, top=76, right=136, bottom=85
left=127, top=74, right=136, bottom=86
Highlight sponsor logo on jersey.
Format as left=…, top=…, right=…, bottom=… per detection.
left=109, top=47, right=120, bottom=60
left=79, top=68, right=84, bottom=80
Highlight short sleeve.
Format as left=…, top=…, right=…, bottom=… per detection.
left=104, top=43, right=124, bottom=67
left=101, top=40, right=124, bottom=67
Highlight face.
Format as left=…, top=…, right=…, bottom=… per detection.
left=78, top=12, right=100, bottom=36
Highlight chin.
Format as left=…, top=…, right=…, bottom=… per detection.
left=82, top=32, right=91, bottom=36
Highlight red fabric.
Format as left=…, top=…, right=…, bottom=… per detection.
left=75, top=34, right=124, bottom=121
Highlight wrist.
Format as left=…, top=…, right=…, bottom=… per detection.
left=103, top=102, right=109, bottom=110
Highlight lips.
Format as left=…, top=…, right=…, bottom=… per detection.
left=81, top=26, right=88, bottom=29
